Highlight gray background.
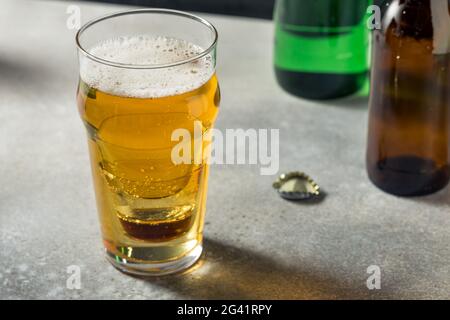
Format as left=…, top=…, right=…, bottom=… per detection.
left=0, top=0, right=449, bottom=299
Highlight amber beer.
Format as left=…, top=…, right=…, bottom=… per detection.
left=76, top=10, right=219, bottom=275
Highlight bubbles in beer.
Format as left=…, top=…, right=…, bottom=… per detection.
left=80, top=35, right=214, bottom=98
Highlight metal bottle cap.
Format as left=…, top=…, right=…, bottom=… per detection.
left=273, top=172, right=321, bottom=201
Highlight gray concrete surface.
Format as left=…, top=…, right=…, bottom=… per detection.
left=0, top=0, right=449, bottom=300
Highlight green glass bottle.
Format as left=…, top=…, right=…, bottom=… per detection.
left=274, top=0, right=371, bottom=99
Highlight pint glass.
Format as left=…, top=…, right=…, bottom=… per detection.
left=76, top=9, right=220, bottom=275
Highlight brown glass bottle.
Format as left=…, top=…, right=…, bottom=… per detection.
left=367, top=0, right=450, bottom=196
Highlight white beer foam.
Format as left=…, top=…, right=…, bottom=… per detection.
left=80, top=35, right=214, bottom=98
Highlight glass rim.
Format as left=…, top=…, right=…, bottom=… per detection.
left=75, top=8, right=218, bottom=70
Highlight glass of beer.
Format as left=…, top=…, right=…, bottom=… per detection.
left=75, top=9, right=220, bottom=276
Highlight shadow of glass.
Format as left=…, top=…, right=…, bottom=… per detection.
left=139, top=238, right=391, bottom=299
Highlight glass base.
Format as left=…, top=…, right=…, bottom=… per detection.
left=105, top=242, right=203, bottom=276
